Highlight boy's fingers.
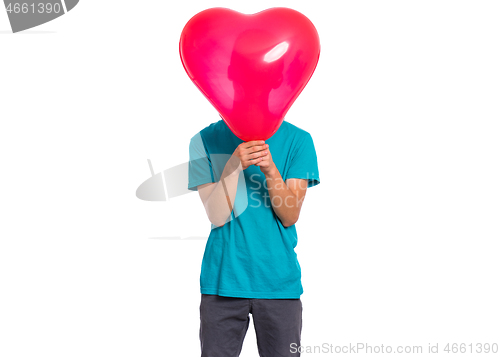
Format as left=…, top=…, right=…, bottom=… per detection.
left=245, top=143, right=269, bottom=153
left=243, top=151, right=268, bottom=162
left=242, top=140, right=265, bottom=148
left=245, top=146, right=267, bottom=154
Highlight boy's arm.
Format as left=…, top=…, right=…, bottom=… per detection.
left=264, top=166, right=308, bottom=227
left=255, top=146, right=309, bottom=227
left=256, top=133, right=319, bottom=227
left=197, top=140, right=268, bottom=227
left=197, top=164, right=241, bottom=227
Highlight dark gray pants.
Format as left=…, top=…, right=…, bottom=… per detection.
left=199, top=293, right=302, bottom=357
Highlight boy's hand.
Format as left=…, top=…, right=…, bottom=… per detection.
left=255, top=145, right=276, bottom=176
left=226, top=140, right=269, bottom=174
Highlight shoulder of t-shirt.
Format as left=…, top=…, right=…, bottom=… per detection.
left=200, top=120, right=226, bottom=138
left=282, top=121, right=313, bottom=141
left=190, top=120, right=222, bottom=142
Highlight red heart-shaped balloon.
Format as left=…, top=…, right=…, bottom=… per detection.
left=179, top=7, right=321, bottom=141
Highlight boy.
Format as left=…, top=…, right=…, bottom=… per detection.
left=188, top=118, right=320, bottom=357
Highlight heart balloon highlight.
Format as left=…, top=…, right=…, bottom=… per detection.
left=179, top=7, right=321, bottom=141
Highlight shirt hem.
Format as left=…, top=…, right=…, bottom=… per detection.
left=188, top=179, right=216, bottom=191
left=201, top=287, right=303, bottom=299
left=285, top=176, right=320, bottom=188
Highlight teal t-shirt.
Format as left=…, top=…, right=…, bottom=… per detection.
left=188, top=119, right=320, bottom=299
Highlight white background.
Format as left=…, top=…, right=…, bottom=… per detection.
left=1, top=1, right=499, bottom=356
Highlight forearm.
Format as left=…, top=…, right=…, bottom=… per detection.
left=204, top=162, right=241, bottom=227
left=264, top=166, right=303, bottom=227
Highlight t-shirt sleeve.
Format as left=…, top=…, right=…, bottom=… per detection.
left=187, top=132, right=215, bottom=191
left=285, top=132, right=320, bottom=188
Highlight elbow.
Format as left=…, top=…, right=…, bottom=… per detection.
left=212, top=220, right=226, bottom=228
left=208, top=216, right=226, bottom=228
left=282, top=216, right=299, bottom=228
left=207, top=212, right=229, bottom=228
left=205, top=205, right=229, bottom=228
